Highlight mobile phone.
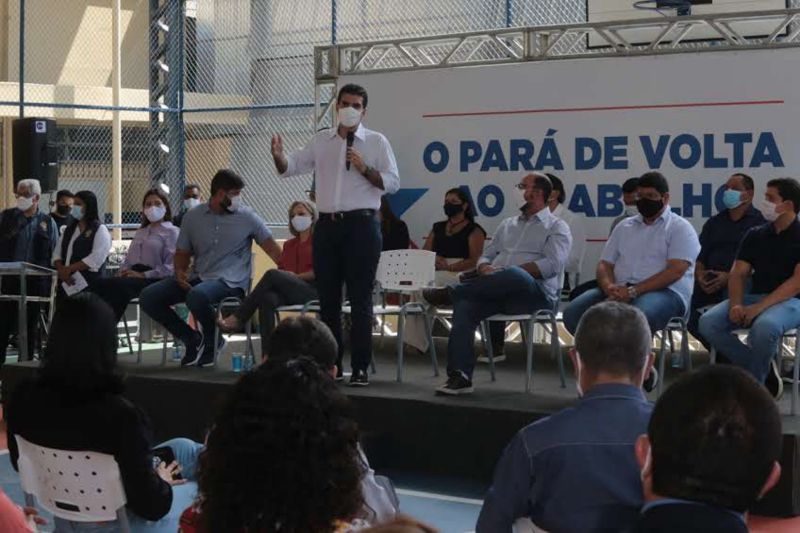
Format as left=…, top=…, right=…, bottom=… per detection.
left=151, top=446, right=183, bottom=480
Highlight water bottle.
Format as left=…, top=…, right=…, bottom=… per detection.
left=243, top=353, right=255, bottom=372
left=172, top=342, right=183, bottom=361
left=670, top=351, right=683, bottom=369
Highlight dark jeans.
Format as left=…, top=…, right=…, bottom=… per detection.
left=0, top=277, right=45, bottom=364
left=448, top=266, right=553, bottom=378
left=234, top=269, right=318, bottom=356
left=139, top=278, right=243, bottom=347
left=687, top=286, right=726, bottom=352
left=313, top=214, right=382, bottom=372
left=91, top=277, right=160, bottom=323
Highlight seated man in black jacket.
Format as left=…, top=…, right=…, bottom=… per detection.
left=6, top=293, right=182, bottom=529
left=633, top=365, right=782, bottom=533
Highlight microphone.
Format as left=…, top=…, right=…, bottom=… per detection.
left=346, top=130, right=355, bottom=171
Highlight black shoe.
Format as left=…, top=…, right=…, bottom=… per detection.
left=197, top=346, right=216, bottom=368
left=180, top=333, right=204, bottom=367
left=335, top=366, right=345, bottom=382
left=422, top=287, right=452, bottom=307
left=436, top=372, right=474, bottom=395
left=348, top=369, right=369, bottom=387
left=643, top=367, right=658, bottom=393
left=766, top=359, right=784, bottom=400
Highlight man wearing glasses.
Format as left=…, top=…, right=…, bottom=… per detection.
left=422, top=173, right=572, bottom=395
left=563, top=172, right=700, bottom=390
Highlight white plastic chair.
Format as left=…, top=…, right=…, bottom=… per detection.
left=344, top=250, right=439, bottom=382
left=15, top=436, right=131, bottom=532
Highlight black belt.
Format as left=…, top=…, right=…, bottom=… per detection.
left=319, top=209, right=376, bottom=221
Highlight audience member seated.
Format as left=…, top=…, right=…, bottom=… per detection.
left=179, top=357, right=368, bottom=532
left=169, top=316, right=398, bottom=526
left=632, top=365, right=782, bottom=533
left=699, top=177, right=800, bottom=398
left=422, top=173, right=571, bottom=395
left=422, top=187, right=486, bottom=286
left=609, top=177, right=640, bottom=235
left=139, top=169, right=281, bottom=368
left=380, top=196, right=411, bottom=251
left=6, top=293, right=182, bottom=531
left=52, top=190, right=111, bottom=300
left=0, top=488, right=45, bottom=532
left=217, top=200, right=320, bottom=359
left=546, top=173, right=586, bottom=290
left=688, top=173, right=765, bottom=356
left=49, top=189, right=75, bottom=233
left=92, top=188, right=179, bottom=322
left=567, top=177, right=640, bottom=302
left=173, top=184, right=203, bottom=228
left=0, top=179, right=58, bottom=365
left=564, top=172, right=700, bottom=355
left=477, top=302, right=655, bottom=532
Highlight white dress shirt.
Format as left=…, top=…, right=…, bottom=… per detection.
left=53, top=224, right=112, bottom=271
left=551, top=203, right=587, bottom=276
left=280, top=123, right=400, bottom=213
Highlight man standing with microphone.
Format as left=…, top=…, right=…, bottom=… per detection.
left=271, top=83, right=400, bottom=386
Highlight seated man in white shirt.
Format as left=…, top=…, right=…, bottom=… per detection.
left=422, top=173, right=572, bottom=395
left=563, top=172, right=701, bottom=387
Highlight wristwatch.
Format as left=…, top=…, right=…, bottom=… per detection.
left=362, top=165, right=373, bottom=177
left=627, top=285, right=638, bottom=299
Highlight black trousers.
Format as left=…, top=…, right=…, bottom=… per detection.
left=91, top=277, right=160, bottom=323
left=233, top=269, right=318, bottom=357
left=0, top=277, right=46, bottom=364
left=313, top=214, right=382, bottom=372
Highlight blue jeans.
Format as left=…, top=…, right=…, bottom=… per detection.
left=698, top=295, right=800, bottom=383
left=139, top=278, right=243, bottom=347
left=313, top=214, right=382, bottom=372
left=53, top=440, right=202, bottom=533
left=563, top=287, right=685, bottom=336
left=447, top=266, right=553, bottom=378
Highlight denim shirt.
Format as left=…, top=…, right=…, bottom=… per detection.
left=477, top=384, right=653, bottom=533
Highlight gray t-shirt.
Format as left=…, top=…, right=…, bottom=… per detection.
left=177, top=203, right=272, bottom=291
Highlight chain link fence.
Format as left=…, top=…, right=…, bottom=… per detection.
left=6, top=0, right=797, bottom=227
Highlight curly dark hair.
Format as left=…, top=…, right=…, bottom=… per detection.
left=197, top=357, right=365, bottom=532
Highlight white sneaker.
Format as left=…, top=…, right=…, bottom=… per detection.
left=477, top=353, right=506, bottom=364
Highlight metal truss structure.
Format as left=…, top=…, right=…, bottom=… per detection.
left=314, top=8, right=800, bottom=128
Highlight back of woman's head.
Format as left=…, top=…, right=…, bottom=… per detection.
left=40, top=293, right=122, bottom=395
left=198, top=357, right=364, bottom=532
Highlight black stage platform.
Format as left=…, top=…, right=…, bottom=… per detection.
left=3, top=337, right=800, bottom=517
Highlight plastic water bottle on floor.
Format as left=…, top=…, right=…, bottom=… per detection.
left=172, top=342, right=183, bottom=362
left=243, top=353, right=255, bottom=372
left=670, top=351, right=684, bottom=369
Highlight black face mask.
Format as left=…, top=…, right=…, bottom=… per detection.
left=56, top=204, right=71, bottom=216
left=443, top=203, right=464, bottom=218
left=636, top=197, right=664, bottom=218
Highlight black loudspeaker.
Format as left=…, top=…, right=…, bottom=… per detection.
left=13, top=117, right=59, bottom=192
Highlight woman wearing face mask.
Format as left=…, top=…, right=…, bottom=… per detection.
left=218, top=200, right=319, bottom=359
left=53, top=190, right=112, bottom=301
left=91, top=189, right=179, bottom=322
left=423, top=188, right=486, bottom=286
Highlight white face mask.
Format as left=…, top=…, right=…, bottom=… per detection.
left=291, top=215, right=313, bottom=233
left=16, top=196, right=34, bottom=212
left=183, top=198, right=201, bottom=210
left=227, top=195, right=242, bottom=213
left=145, top=205, right=166, bottom=223
left=338, top=106, right=362, bottom=128
left=761, top=200, right=782, bottom=222
left=624, top=204, right=639, bottom=216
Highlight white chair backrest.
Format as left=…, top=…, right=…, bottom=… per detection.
left=15, top=435, right=128, bottom=523
left=376, top=250, right=436, bottom=292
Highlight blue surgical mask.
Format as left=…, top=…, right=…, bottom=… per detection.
left=71, top=205, right=84, bottom=221
left=722, top=189, right=743, bottom=210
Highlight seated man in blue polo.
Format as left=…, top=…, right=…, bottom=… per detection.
left=422, top=172, right=572, bottom=395
left=563, top=171, right=700, bottom=348
left=699, top=177, right=800, bottom=398
left=140, top=169, right=282, bottom=368
left=477, top=302, right=655, bottom=532
left=688, top=173, right=765, bottom=356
